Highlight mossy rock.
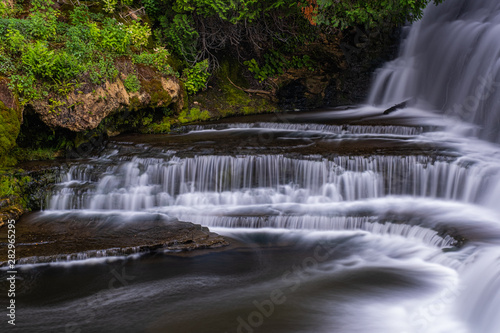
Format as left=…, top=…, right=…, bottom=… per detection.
left=189, top=60, right=277, bottom=119
left=141, top=78, right=172, bottom=107
left=0, top=100, right=21, bottom=165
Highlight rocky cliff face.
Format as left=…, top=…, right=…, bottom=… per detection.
left=31, top=75, right=183, bottom=132
left=276, top=26, right=401, bottom=110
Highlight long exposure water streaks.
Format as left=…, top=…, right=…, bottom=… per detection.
left=5, top=0, right=500, bottom=332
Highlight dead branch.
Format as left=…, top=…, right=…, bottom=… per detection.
left=226, top=76, right=272, bottom=96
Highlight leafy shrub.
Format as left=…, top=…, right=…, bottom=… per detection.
left=100, top=18, right=130, bottom=54
left=161, top=14, right=198, bottom=60
left=5, top=28, right=25, bottom=53
left=87, top=22, right=101, bottom=44
left=290, top=55, right=315, bottom=71
left=0, top=18, right=31, bottom=38
left=21, top=42, right=56, bottom=78
left=66, top=25, right=96, bottom=60
left=245, top=52, right=315, bottom=81
left=132, top=47, right=176, bottom=75
left=124, top=74, right=141, bottom=92
left=0, top=48, right=16, bottom=74
left=143, top=0, right=160, bottom=16
left=29, top=12, right=57, bottom=39
left=315, top=0, right=445, bottom=29
left=30, top=0, right=54, bottom=12
left=70, top=6, right=90, bottom=25
left=182, top=59, right=210, bottom=94
left=88, top=57, right=118, bottom=85
left=147, top=116, right=172, bottom=133
left=7, top=74, right=41, bottom=105
left=28, top=0, right=59, bottom=40
left=0, top=173, right=32, bottom=208
left=0, top=0, right=16, bottom=19
left=127, top=20, right=151, bottom=48
left=244, top=50, right=287, bottom=82
left=22, top=42, right=80, bottom=82
left=103, top=0, right=118, bottom=13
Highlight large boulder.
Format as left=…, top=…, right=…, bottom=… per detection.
left=31, top=75, right=184, bottom=132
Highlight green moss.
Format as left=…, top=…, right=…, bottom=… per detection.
left=188, top=59, right=277, bottom=120
left=166, top=55, right=184, bottom=74
left=145, top=116, right=174, bottom=133
left=129, top=95, right=141, bottom=111
left=0, top=171, right=32, bottom=210
left=0, top=100, right=21, bottom=166
left=10, top=147, right=59, bottom=162
left=178, top=107, right=210, bottom=123
left=141, top=78, right=172, bottom=107
left=242, top=106, right=254, bottom=115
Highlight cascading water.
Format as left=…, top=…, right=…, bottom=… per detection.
left=5, top=1, right=500, bottom=332
left=369, top=0, right=500, bottom=143
left=47, top=154, right=496, bottom=211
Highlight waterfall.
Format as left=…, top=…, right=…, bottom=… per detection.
left=365, top=1, right=500, bottom=332
left=368, top=0, right=500, bottom=143
left=46, top=154, right=498, bottom=211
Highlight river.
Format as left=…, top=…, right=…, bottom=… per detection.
left=3, top=0, right=500, bottom=332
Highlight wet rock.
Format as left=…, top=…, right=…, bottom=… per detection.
left=0, top=214, right=229, bottom=265
left=383, top=99, right=410, bottom=115
left=0, top=198, right=24, bottom=226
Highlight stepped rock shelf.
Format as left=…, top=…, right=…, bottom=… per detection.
left=3, top=109, right=470, bottom=266
left=0, top=216, right=229, bottom=265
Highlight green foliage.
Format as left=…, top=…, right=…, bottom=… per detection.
left=30, top=0, right=55, bottom=12
left=5, top=28, right=25, bottom=52
left=89, top=57, right=119, bottom=85
left=124, top=74, right=141, bottom=92
left=182, top=59, right=210, bottom=95
left=0, top=0, right=12, bottom=18
left=0, top=101, right=21, bottom=158
left=21, top=42, right=80, bottom=82
left=0, top=18, right=31, bottom=37
left=152, top=120, right=172, bottom=133
left=100, top=18, right=130, bottom=54
left=27, top=0, right=60, bottom=40
left=103, top=0, right=118, bottom=13
left=143, top=0, right=160, bottom=16
left=178, top=107, right=210, bottom=123
left=29, top=10, right=58, bottom=40
left=0, top=173, right=27, bottom=197
left=65, top=25, right=96, bottom=61
left=70, top=6, right=90, bottom=25
left=161, top=13, right=198, bottom=60
left=0, top=48, right=16, bottom=75
left=290, top=55, right=315, bottom=70
left=8, top=74, right=41, bottom=105
left=132, top=47, right=176, bottom=75
left=315, top=0, right=445, bottom=29
left=245, top=52, right=315, bottom=81
left=0, top=170, right=32, bottom=209
left=127, top=20, right=151, bottom=48
left=10, top=146, right=59, bottom=162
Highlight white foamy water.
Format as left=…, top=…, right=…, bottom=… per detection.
left=17, top=1, right=500, bottom=332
